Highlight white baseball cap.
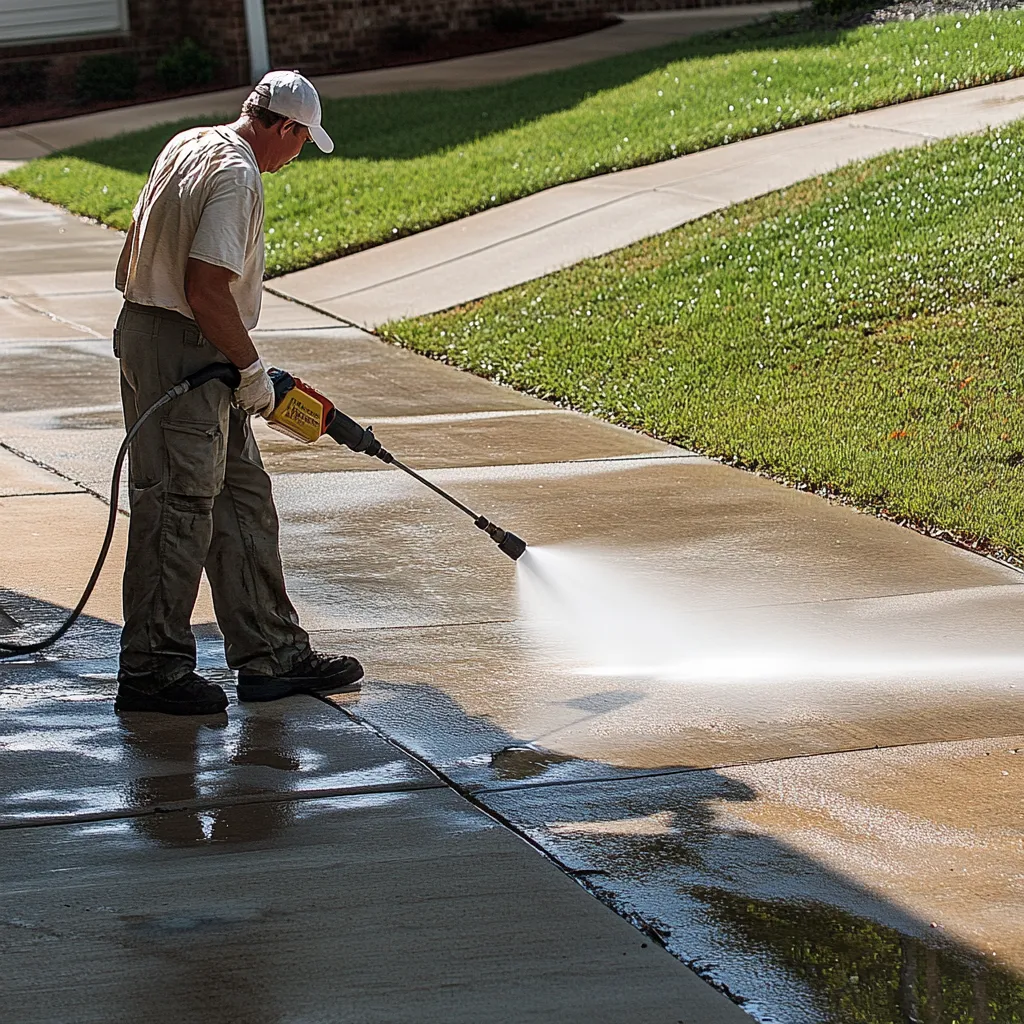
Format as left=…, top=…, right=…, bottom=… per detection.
left=247, top=70, right=334, bottom=154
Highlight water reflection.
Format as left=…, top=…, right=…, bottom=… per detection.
left=699, top=888, right=1020, bottom=1023
left=118, top=711, right=296, bottom=847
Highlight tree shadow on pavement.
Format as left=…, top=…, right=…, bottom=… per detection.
left=330, top=678, right=1024, bottom=1023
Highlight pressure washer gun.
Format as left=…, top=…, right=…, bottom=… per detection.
left=265, top=368, right=527, bottom=561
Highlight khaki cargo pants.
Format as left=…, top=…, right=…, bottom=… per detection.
left=114, top=301, right=310, bottom=685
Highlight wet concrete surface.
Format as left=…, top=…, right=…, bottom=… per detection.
left=254, top=409, right=671, bottom=473
left=313, top=587, right=1024, bottom=779
left=0, top=664, right=437, bottom=826
left=0, top=334, right=674, bottom=499
left=481, top=740, right=1024, bottom=1022
left=0, top=785, right=752, bottom=1024
left=265, top=458, right=1014, bottom=634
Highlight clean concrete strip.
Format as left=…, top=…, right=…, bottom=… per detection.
left=272, top=76, right=1024, bottom=327
left=0, top=5, right=798, bottom=162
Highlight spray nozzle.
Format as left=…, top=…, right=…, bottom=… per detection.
left=476, top=517, right=527, bottom=561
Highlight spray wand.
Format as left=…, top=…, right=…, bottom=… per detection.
left=273, top=370, right=527, bottom=561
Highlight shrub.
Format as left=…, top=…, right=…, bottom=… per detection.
left=489, top=7, right=544, bottom=33
left=74, top=53, right=138, bottom=103
left=155, top=38, right=216, bottom=93
left=382, top=21, right=431, bottom=53
left=0, top=60, right=49, bottom=104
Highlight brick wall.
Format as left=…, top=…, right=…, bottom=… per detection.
left=127, top=0, right=248, bottom=82
left=180, top=1, right=249, bottom=84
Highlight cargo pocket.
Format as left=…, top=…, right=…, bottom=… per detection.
left=162, top=420, right=225, bottom=498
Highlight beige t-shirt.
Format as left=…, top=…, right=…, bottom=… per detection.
left=120, top=126, right=265, bottom=330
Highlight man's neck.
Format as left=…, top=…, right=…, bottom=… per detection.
left=225, top=117, right=267, bottom=172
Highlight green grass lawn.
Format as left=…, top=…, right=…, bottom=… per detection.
left=3, top=9, right=1022, bottom=275
left=384, top=122, right=1024, bottom=561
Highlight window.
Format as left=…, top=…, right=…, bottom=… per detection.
left=0, top=0, right=129, bottom=45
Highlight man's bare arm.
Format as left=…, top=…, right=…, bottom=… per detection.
left=184, top=258, right=259, bottom=368
left=115, top=221, right=136, bottom=292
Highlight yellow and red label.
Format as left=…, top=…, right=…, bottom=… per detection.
left=266, top=379, right=334, bottom=444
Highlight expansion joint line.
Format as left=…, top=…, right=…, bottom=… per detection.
left=261, top=285, right=366, bottom=332
left=469, top=735, right=999, bottom=797
left=8, top=295, right=104, bottom=338
left=11, top=129, right=56, bottom=154
left=317, top=694, right=727, bottom=987
left=0, top=441, right=114, bottom=510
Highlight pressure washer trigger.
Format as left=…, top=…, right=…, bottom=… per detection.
left=269, top=367, right=295, bottom=405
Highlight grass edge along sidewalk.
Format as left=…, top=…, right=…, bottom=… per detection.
left=2, top=8, right=1024, bottom=276
left=382, top=122, right=1024, bottom=565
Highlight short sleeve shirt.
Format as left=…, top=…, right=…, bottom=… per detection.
left=122, top=126, right=264, bottom=330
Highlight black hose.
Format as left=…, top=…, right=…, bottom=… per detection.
left=0, top=364, right=239, bottom=658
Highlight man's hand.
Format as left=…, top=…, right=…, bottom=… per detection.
left=184, top=258, right=260, bottom=369
left=235, top=359, right=276, bottom=417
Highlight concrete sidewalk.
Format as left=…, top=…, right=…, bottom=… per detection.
left=272, top=75, right=1024, bottom=327
left=0, top=4, right=798, bottom=170
left=0, top=188, right=755, bottom=1022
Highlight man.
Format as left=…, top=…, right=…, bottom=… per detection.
left=112, top=70, right=363, bottom=716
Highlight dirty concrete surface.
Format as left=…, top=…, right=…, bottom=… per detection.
left=6, top=78, right=1024, bottom=1023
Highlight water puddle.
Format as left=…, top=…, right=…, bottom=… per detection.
left=693, top=887, right=1024, bottom=1024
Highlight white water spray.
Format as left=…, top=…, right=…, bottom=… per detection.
left=516, top=545, right=1024, bottom=688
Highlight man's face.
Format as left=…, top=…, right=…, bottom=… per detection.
left=266, top=121, right=311, bottom=173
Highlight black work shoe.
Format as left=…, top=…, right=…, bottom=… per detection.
left=236, top=650, right=364, bottom=702
left=115, top=672, right=229, bottom=716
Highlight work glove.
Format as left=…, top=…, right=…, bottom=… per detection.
left=234, top=358, right=276, bottom=417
